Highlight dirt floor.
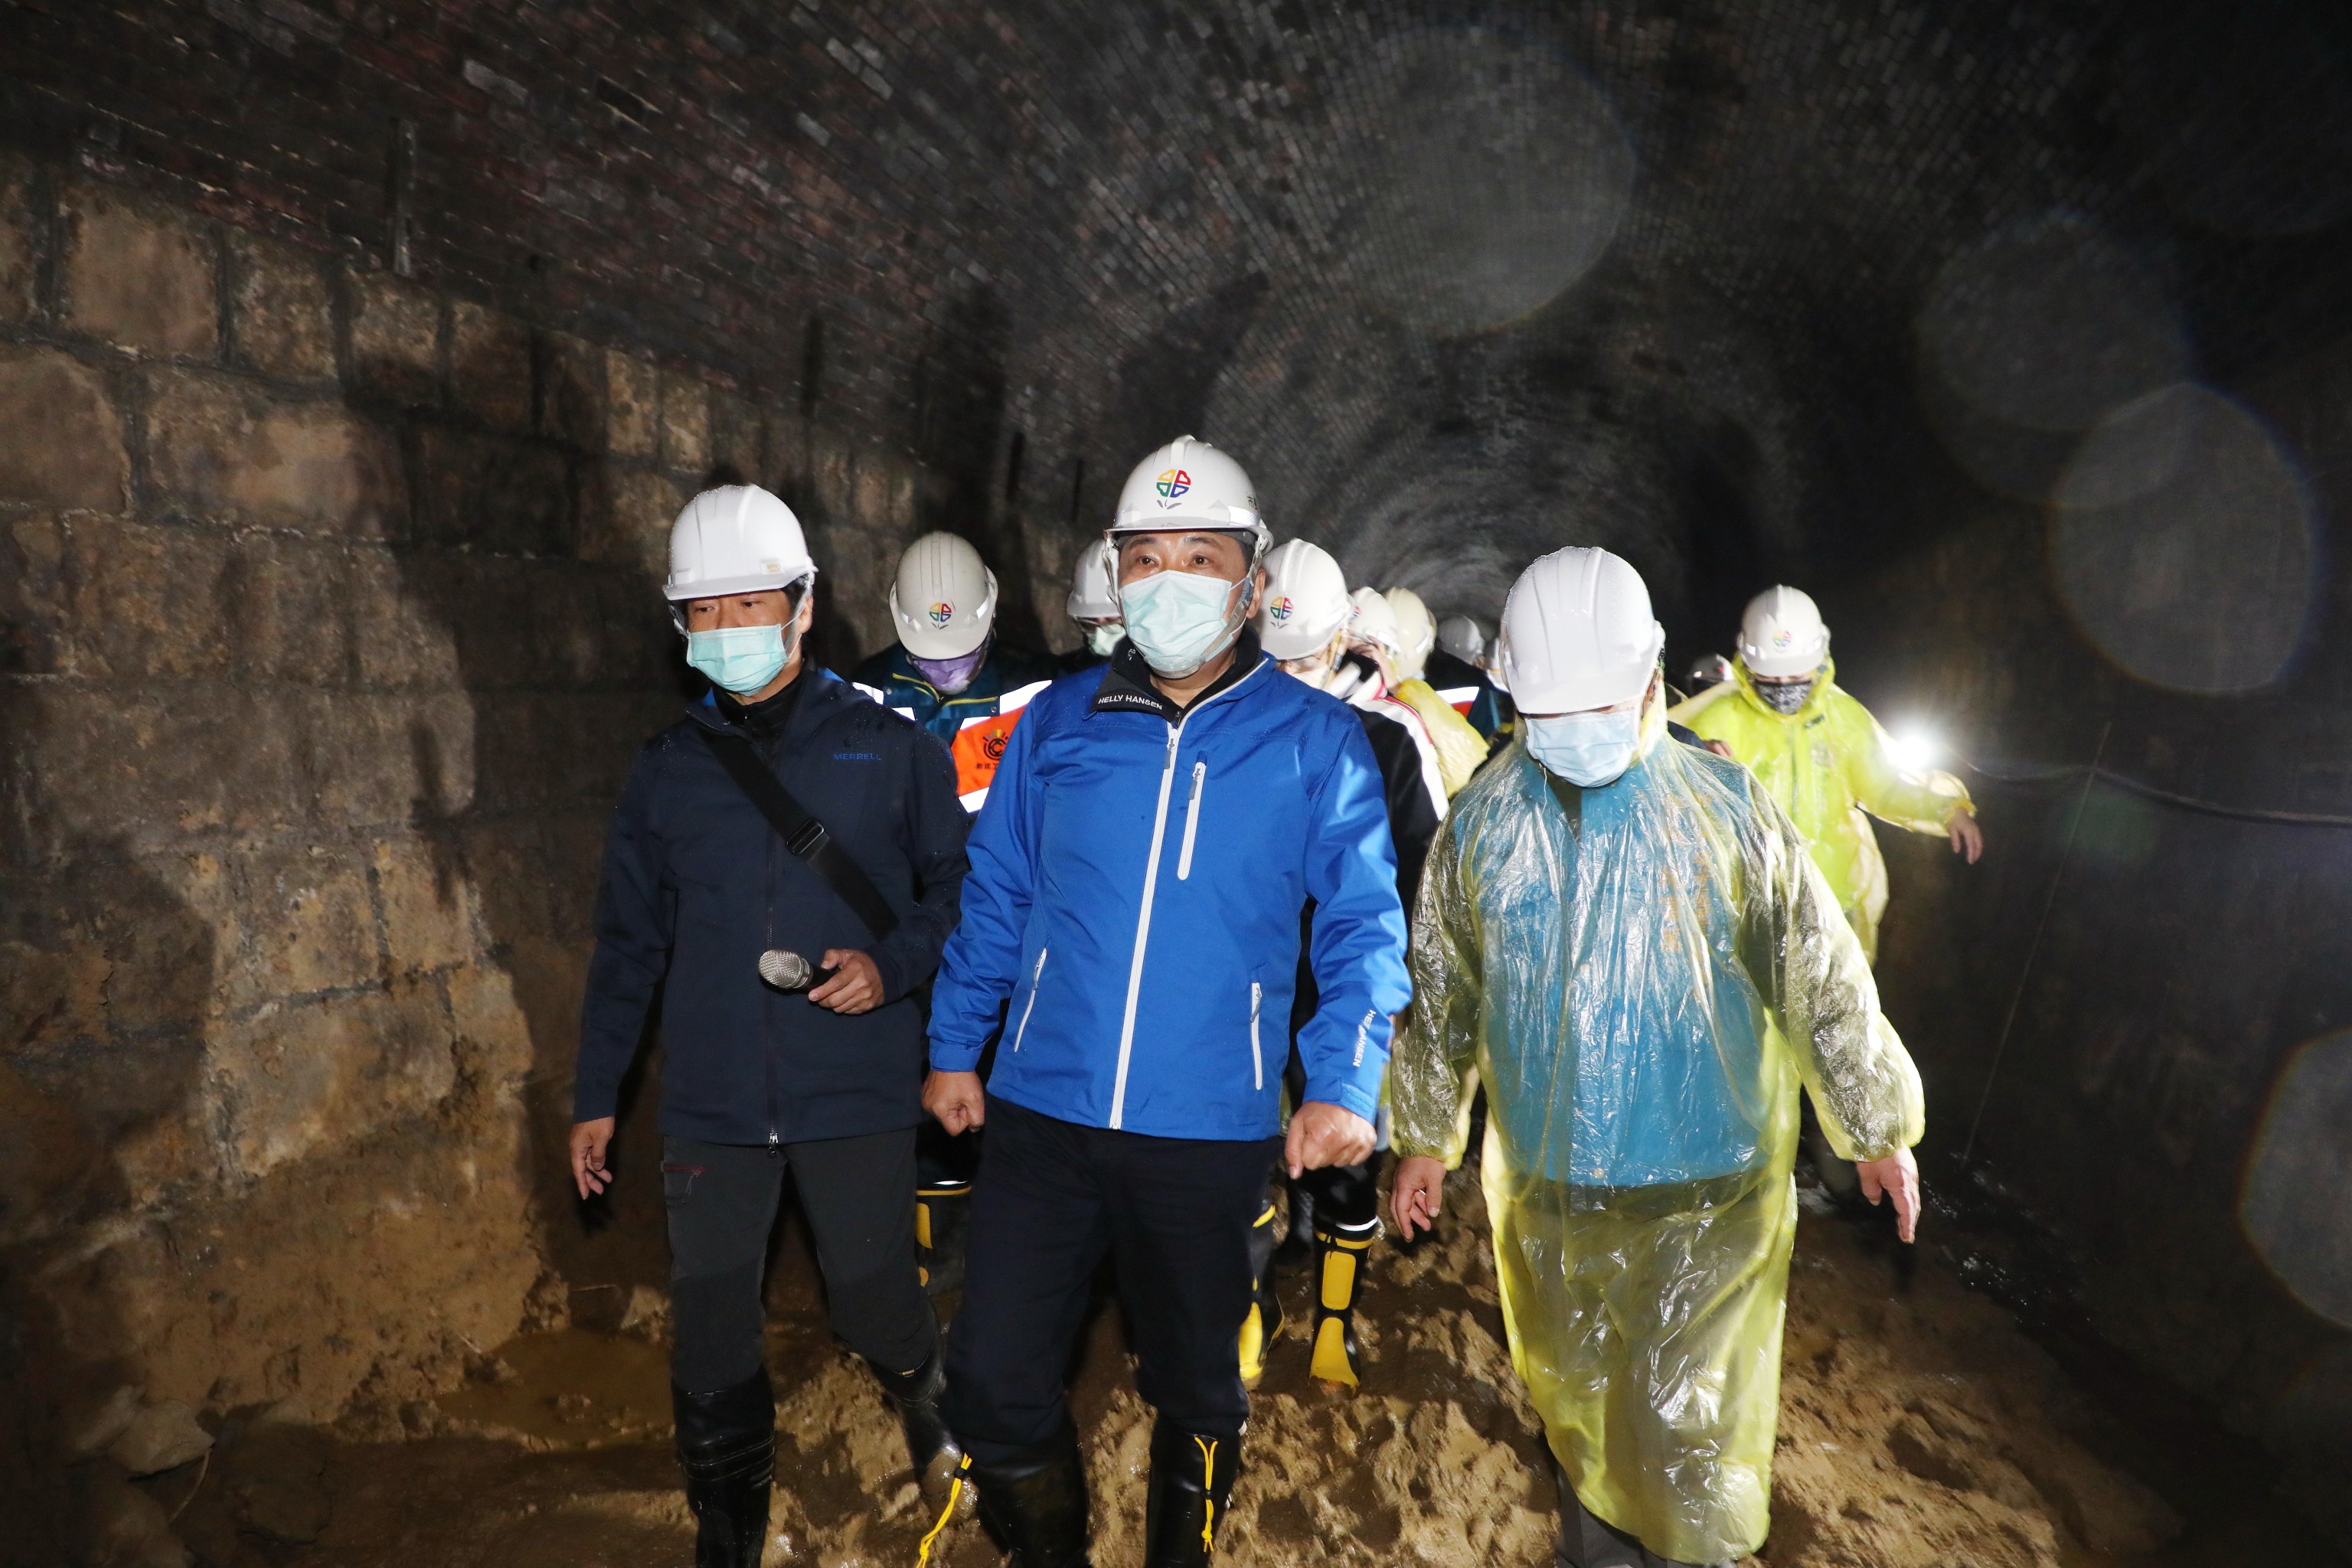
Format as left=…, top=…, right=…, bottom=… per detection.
left=129, top=1161, right=2342, bottom=1568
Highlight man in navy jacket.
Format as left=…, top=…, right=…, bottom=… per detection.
left=571, top=486, right=969, bottom=1568
left=924, top=439, right=1412, bottom=1567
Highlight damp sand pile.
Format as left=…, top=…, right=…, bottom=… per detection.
left=133, top=1165, right=2324, bottom=1567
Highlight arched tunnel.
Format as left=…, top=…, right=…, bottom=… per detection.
left=5, top=2, right=2352, bottom=1564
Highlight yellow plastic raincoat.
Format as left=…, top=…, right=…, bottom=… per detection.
left=1390, top=702, right=1922, bottom=1564
left=1393, top=676, right=1493, bottom=797
left=1670, top=658, right=1971, bottom=963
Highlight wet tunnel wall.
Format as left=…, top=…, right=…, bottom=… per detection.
left=8, top=0, right=2352, bottom=1551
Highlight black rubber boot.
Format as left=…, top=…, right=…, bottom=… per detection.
left=1142, top=1419, right=1239, bottom=1566
left=1552, top=1455, right=1729, bottom=1568
left=1271, top=1178, right=1315, bottom=1271
left=873, top=1343, right=963, bottom=1504
left=673, top=1370, right=775, bottom=1568
left=969, top=1428, right=1093, bottom=1568
left=1239, top=1193, right=1284, bottom=1389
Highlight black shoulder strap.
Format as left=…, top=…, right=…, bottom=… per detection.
left=697, top=728, right=900, bottom=941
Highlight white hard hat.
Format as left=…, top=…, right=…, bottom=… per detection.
left=1348, top=586, right=1403, bottom=656
left=1737, top=585, right=1831, bottom=679
left=1498, top=547, right=1665, bottom=713
left=665, top=485, right=817, bottom=602
left=889, top=532, right=998, bottom=659
left=1109, top=436, right=1271, bottom=561
left=1435, top=614, right=1486, bottom=665
left=1256, top=539, right=1352, bottom=660
left=1383, top=586, right=1436, bottom=681
left=1066, top=537, right=1120, bottom=622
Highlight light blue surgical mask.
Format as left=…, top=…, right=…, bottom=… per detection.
left=1085, top=622, right=1125, bottom=657
left=687, top=623, right=791, bottom=695
left=1119, top=570, right=1244, bottom=678
left=1524, top=710, right=1642, bottom=788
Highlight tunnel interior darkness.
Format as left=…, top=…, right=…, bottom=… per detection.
left=8, top=0, right=2352, bottom=1560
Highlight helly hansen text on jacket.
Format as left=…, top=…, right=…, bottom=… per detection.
left=573, top=668, right=970, bottom=1145
left=927, top=637, right=1413, bottom=1141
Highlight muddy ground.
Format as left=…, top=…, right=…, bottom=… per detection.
left=121, top=1163, right=2340, bottom=1568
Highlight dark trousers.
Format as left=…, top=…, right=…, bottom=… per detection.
left=662, top=1131, right=936, bottom=1393
left=945, top=1098, right=1280, bottom=1463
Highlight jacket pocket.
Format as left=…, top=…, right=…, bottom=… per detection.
left=1177, top=760, right=1207, bottom=880
left=1249, top=981, right=1264, bottom=1091
left=1012, top=946, right=1049, bottom=1051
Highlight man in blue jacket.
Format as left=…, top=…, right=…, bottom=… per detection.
left=923, top=439, right=1413, bottom=1567
left=570, top=486, right=971, bottom=1568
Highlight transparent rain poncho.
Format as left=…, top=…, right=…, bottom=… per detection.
left=1390, top=702, right=1923, bottom=1564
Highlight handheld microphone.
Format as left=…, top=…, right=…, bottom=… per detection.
left=758, top=949, right=836, bottom=992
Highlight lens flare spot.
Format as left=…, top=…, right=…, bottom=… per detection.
left=2051, top=384, right=2314, bottom=693
left=2243, top=1031, right=2352, bottom=1329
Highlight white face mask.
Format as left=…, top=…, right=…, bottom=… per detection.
left=1085, top=622, right=1125, bottom=657
left=1524, top=709, right=1642, bottom=787
left=1119, top=569, right=1246, bottom=678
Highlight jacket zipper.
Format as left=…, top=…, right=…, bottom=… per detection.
left=1012, top=947, right=1048, bottom=1050
left=1249, top=982, right=1263, bottom=1091
left=762, top=744, right=782, bottom=1150
left=1109, top=661, right=1264, bottom=1129
left=1176, top=761, right=1207, bottom=880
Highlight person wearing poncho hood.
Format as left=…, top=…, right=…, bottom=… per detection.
left=1387, top=547, right=1925, bottom=1568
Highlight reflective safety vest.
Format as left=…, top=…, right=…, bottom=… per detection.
left=854, top=677, right=1052, bottom=812
left=947, top=680, right=1050, bottom=811
left=848, top=643, right=1061, bottom=813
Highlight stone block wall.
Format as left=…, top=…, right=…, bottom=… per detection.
left=0, top=149, right=952, bottom=1544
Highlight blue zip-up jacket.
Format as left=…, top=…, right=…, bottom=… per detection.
left=573, top=668, right=969, bottom=1144
left=929, top=636, right=1413, bottom=1140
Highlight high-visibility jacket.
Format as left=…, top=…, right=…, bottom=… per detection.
left=851, top=643, right=1060, bottom=812
left=1670, top=658, right=1971, bottom=963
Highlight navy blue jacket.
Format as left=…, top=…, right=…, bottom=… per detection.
left=574, top=668, right=969, bottom=1145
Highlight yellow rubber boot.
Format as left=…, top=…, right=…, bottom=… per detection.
left=916, top=1181, right=971, bottom=1296
left=1308, top=1228, right=1373, bottom=1388
left=1238, top=1198, right=1282, bottom=1389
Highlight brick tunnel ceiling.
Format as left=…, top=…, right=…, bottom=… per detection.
left=23, top=0, right=2352, bottom=649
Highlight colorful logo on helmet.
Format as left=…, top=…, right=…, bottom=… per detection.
left=1155, top=469, right=1191, bottom=505
left=1267, top=595, right=1294, bottom=622
left=1771, top=628, right=1793, bottom=649
left=928, top=602, right=956, bottom=628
